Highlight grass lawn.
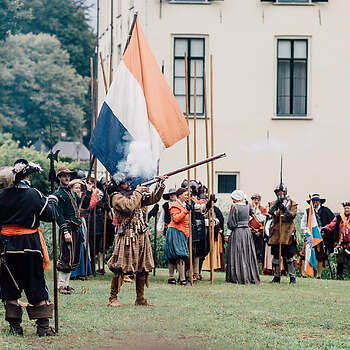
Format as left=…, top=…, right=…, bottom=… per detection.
left=1, top=269, right=350, bottom=350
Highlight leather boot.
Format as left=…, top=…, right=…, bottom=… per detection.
left=108, top=274, right=120, bottom=307
left=5, top=302, right=23, bottom=336
left=26, top=303, right=56, bottom=337
left=135, top=273, right=153, bottom=306
left=270, top=259, right=280, bottom=283
left=337, top=263, right=344, bottom=280
left=286, top=258, right=296, bottom=284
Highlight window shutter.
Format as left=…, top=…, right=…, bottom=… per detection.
left=312, top=0, right=328, bottom=2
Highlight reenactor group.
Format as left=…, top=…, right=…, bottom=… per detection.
left=0, top=158, right=349, bottom=337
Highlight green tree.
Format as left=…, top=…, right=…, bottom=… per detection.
left=20, top=0, right=95, bottom=77
left=0, top=0, right=31, bottom=41
left=0, top=33, right=88, bottom=146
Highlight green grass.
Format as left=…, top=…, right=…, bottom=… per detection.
left=2, top=269, right=350, bottom=350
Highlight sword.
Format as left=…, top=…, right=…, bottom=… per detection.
left=0, top=253, right=20, bottom=291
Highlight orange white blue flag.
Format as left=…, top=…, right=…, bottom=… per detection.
left=304, top=200, right=323, bottom=277
left=89, top=16, right=190, bottom=185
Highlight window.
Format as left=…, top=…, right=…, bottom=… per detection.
left=277, top=39, right=308, bottom=116
left=174, top=38, right=205, bottom=116
left=261, top=0, right=328, bottom=3
left=218, top=174, right=237, bottom=194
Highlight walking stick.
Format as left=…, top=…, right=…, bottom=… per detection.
left=278, top=211, right=282, bottom=276
left=48, top=121, right=59, bottom=333
left=85, top=212, right=90, bottom=280
left=204, top=66, right=214, bottom=283
left=210, top=55, right=215, bottom=284
left=185, top=53, right=193, bottom=286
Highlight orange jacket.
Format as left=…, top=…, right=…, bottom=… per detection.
left=168, top=200, right=190, bottom=237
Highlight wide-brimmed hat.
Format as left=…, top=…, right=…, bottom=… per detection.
left=69, top=179, right=85, bottom=188
left=342, top=202, right=350, bottom=207
left=56, top=166, right=77, bottom=179
left=307, top=194, right=326, bottom=204
left=163, top=188, right=177, bottom=200
left=13, top=159, right=42, bottom=184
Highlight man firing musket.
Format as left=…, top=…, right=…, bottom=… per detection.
left=267, top=157, right=298, bottom=284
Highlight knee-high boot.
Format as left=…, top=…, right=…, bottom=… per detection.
left=135, top=273, right=153, bottom=306
left=286, top=257, right=296, bottom=284
left=108, top=273, right=121, bottom=307
left=5, top=302, right=23, bottom=336
left=26, top=303, right=55, bottom=337
left=271, top=258, right=280, bottom=283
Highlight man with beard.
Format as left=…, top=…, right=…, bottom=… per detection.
left=0, top=159, right=58, bottom=336
left=55, top=167, right=91, bottom=294
left=268, top=184, right=298, bottom=284
left=106, top=174, right=166, bottom=307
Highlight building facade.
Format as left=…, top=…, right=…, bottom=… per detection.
left=97, top=0, right=346, bottom=211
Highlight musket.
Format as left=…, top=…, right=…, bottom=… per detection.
left=0, top=246, right=20, bottom=291
left=141, top=153, right=226, bottom=187
left=48, top=120, right=59, bottom=333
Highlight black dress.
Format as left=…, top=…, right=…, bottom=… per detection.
left=226, top=203, right=260, bottom=284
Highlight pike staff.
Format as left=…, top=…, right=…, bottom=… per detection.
left=210, top=55, right=215, bottom=284
left=48, top=120, right=59, bottom=333
left=204, top=66, right=214, bottom=283
left=278, top=154, right=283, bottom=276
left=193, top=61, right=197, bottom=180
left=185, top=53, right=194, bottom=286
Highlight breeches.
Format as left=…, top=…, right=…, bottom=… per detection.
left=57, top=226, right=81, bottom=273
left=0, top=252, right=49, bottom=304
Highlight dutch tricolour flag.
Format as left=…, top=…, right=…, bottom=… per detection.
left=89, top=17, right=190, bottom=184
left=304, top=201, right=323, bottom=277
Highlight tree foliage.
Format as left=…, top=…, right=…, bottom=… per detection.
left=20, top=0, right=95, bottom=77
left=0, top=33, right=88, bottom=146
left=0, top=0, right=31, bottom=41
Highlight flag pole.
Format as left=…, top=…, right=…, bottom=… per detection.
left=185, top=53, right=193, bottom=286
left=193, top=62, right=197, bottom=180
left=203, top=66, right=214, bottom=283
left=210, top=55, right=215, bottom=284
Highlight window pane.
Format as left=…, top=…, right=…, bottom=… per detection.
left=190, top=39, right=204, bottom=57
left=174, top=59, right=185, bottom=77
left=293, top=61, right=307, bottom=114
left=190, top=77, right=203, bottom=95
left=174, top=77, right=186, bottom=95
left=190, top=95, right=203, bottom=114
left=277, top=61, right=291, bottom=115
left=175, top=39, right=188, bottom=57
left=278, top=40, right=291, bottom=59
left=294, top=41, right=307, bottom=59
left=218, top=175, right=237, bottom=194
left=175, top=95, right=186, bottom=113
left=190, top=60, right=203, bottom=77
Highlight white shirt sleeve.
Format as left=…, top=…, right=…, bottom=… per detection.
left=157, top=207, right=165, bottom=233
left=300, top=210, right=308, bottom=234
left=254, top=207, right=266, bottom=223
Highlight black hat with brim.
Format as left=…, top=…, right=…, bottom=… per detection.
left=307, top=194, right=326, bottom=204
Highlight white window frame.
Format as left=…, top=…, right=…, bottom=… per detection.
left=272, top=35, right=313, bottom=120
left=172, top=34, right=209, bottom=119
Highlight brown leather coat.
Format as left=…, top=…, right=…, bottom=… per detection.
left=268, top=198, right=298, bottom=246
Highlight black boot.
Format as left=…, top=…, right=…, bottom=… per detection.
left=36, top=318, right=56, bottom=337
left=5, top=302, right=23, bottom=336
left=271, top=259, right=280, bottom=283
left=27, top=303, right=56, bottom=337
left=289, top=276, right=296, bottom=284
left=286, top=258, right=296, bottom=284
left=271, top=276, right=280, bottom=283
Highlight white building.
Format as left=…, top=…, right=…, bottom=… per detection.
left=97, top=0, right=347, bottom=212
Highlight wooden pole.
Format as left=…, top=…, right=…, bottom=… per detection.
left=109, top=54, right=113, bottom=88
left=210, top=55, right=215, bottom=284
left=185, top=53, right=193, bottom=286
left=278, top=211, right=282, bottom=276
left=153, top=213, right=158, bottom=276
left=99, top=52, right=108, bottom=94
left=204, top=67, right=214, bottom=284
left=102, top=172, right=108, bottom=272
left=193, top=61, right=197, bottom=180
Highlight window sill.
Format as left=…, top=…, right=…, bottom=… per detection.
left=272, top=2, right=315, bottom=6
left=168, top=1, right=212, bottom=4
left=272, top=116, right=313, bottom=120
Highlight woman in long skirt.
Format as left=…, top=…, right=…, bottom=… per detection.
left=164, top=188, right=190, bottom=285
left=225, top=190, right=260, bottom=284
